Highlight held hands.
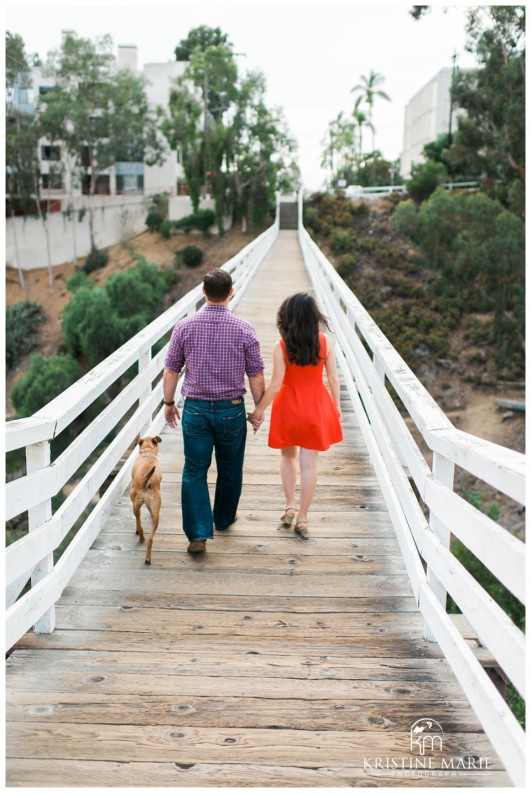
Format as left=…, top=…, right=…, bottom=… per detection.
left=247, top=411, right=264, bottom=434
left=164, top=403, right=180, bottom=429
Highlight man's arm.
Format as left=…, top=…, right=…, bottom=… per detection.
left=248, top=370, right=266, bottom=406
left=163, top=366, right=181, bottom=428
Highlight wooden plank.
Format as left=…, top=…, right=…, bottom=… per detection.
left=7, top=722, right=505, bottom=766
left=49, top=607, right=428, bottom=637
left=6, top=691, right=483, bottom=730
left=80, top=548, right=407, bottom=576
left=5, top=759, right=511, bottom=788
left=57, top=591, right=420, bottom=613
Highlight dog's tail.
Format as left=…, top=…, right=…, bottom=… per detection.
left=142, top=466, right=156, bottom=491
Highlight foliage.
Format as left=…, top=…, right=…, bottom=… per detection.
left=66, top=270, right=93, bottom=292
left=62, top=257, right=171, bottom=367
left=394, top=189, right=524, bottom=376
left=6, top=301, right=46, bottom=370
left=160, top=220, right=172, bottom=239
left=451, top=8, right=524, bottom=215
left=38, top=33, right=165, bottom=248
left=174, top=245, right=204, bottom=269
left=173, top=208, right=215, bottom=235
left=83, top=246, right=109, bottom=274
left=145, top=211, right=164, bottom=232
left=11, top=353, right=83, bottom=417
left=162, top=27, right=298, bottom=232
left=405, top=161, right=448, bottom=203
left=174, top=25, right=232, bottom=61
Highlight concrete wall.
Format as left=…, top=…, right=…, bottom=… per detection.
left=6, top=196, right=228, bottom=272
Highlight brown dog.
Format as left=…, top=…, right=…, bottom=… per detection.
left=129, top=436, right=162, bottom=565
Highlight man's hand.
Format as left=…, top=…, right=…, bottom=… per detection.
left=165, top=403, right=180, bottom=429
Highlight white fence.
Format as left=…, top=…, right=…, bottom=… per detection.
left=297, top=192, right=525, bottom=786
left=5, top=208, right=280, bottom=650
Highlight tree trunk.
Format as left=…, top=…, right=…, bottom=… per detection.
left=33, top=175, right=54, bottom=287
left=9, top=207, right=26, bottom=291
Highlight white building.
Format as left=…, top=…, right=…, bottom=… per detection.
left=6, top=34, right=214, bottom=271
left=400, top=67, right=463, bottom=178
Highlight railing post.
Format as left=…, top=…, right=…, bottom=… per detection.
left=138, top=348, right=152, bottom=436
left=424, top=451, right=455, bottom=641
left=26, top=440, right=55, bottom=634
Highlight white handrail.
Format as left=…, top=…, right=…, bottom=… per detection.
left=297, top=190, right=525, bottom=786
left=5, top=212, right=279, bottom=648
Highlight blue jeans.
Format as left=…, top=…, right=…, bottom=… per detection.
left=181, top=398, right=247, bottom=541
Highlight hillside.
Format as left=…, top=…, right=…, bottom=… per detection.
left=5, top=225, right=263, bottom=418
left=304, top=192, right=525, bottom=539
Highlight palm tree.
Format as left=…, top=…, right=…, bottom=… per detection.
left=351, top=96, right=374, bottom=182
left=351, top=70, right=390, bottom=183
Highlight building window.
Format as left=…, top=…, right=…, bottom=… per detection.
left=81, top=174, right=111, bottom=195
left=41, top=145, right=61, bottom=161
left=116, top=174, right=144, bottom=194
left=41, top=172, right=63, bottom=190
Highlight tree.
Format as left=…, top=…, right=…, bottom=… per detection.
left=5, top=32, right=50, bottom=287
left=351, top=97, right=374, bottom=182
left=174, top=25, right=232, bottom=61
left=163, top=28, right=298, bottom=233
left=11, top=354, right=83, bottom=418
left=450, top=7, right=525, bottom=216
left=351, top=70, right=391, bottom=184
left=38, top=33, right=165, bottom=253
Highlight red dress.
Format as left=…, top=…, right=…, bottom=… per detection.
left=268, top=333, right=343, bottom=451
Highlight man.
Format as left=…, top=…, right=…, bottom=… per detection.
left=163, top=268, right=265, bottom=554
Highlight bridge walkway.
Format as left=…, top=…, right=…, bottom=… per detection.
left=6, top=231, right=509, bottom=787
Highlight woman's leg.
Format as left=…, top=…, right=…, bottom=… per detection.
left=298, top=448, right=320, bottom=521
left=280, top=446, right=298, bottom=509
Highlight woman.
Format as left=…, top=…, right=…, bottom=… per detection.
left=248, top=293, right=343, bottom=537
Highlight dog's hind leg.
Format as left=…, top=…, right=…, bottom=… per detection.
left=144, top=495, right=161, bottom=565
left=132, top=498, right=145, bottom=544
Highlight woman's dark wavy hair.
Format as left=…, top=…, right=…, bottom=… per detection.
left=276, top=293, right=331, bottom=366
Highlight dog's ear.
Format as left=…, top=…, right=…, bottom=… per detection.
left=137, top=437, right=144, bottom=446
left=154, top=436, right=162, bottom=444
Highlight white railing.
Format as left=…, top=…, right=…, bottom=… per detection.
left=298, top=191, right=525, bottom=786
left=5, top=208, right=280, bottom=651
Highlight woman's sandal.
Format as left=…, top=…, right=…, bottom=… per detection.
left=294, top=519, right=309, bottom=538
left=280, top=506, right=296, bottom=527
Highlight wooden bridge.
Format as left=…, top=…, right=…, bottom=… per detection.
left=5, top=198, right=526, bottom=786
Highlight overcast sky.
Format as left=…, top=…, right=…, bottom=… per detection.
left=5, top=0, right=481, bottom=189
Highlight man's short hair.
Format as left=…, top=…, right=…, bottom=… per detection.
left=203, top=268, right=232, bottom=302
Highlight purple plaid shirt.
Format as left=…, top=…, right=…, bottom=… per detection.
left=165, top=305, right=264, bottom=400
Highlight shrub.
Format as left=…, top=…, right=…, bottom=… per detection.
left=83, top=247, right=109, bottom=274
left=11, top=353, right=82, bottom=417
left=145, top=211, right=164, bottom=233
left=6, top=301, right=46, bottom=370
left=174, top=245, right=204, bottom=268
left=330, top=230, right=353, bottom=254
left=66, top=270, right=93, bottom=292
left=406, top=161, right=448, bottom=203
left=335, top=253, right=358, bottom=279
left=160, top=219, right=172, bottom=239
left=173, top=209, right=215, bottom=236
left=104, top=257, right=169, bottom=321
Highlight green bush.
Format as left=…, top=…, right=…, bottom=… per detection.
left=83, top=247, right=109, bottom=274
left=104, top=257, right=168, bottom=320
left=6, top=301, right=46, bottom=370
left=11, top=353, right=83, bottom=417
left=174, top=245, right=204, bottom=268
left=330, top=229, right=353, bottom=254
left=66, top=270, right=93, bottom=292
left=145, top=211, right=164, bottom=232
left=406, top=161, right=448, bottom=203
left=173, top=209, right=215, bottom=236
left=160, top=219, right=172, bottom=239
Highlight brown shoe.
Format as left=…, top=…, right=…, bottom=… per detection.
left=187, top=540, right=206, bottom=554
